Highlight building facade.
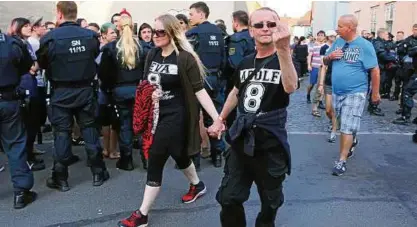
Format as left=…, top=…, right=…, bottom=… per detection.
left=0, top=1, right=56, bottom=32
left=311, top=1, right=350, bottom=36
left=350, top=1, right=417, bottom=37
left=0, top=1, right=262, bottom=34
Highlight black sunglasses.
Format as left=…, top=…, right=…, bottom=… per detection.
left=341, top=43, right=349, bottom=52
left=252, top=21, right=277, bottom=29
left=153, top=29, right=167, bottom=37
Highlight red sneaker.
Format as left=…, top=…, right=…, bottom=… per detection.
left=118, top=210, right=148, bottom=227
left=182, top=181, right=207, bottom=204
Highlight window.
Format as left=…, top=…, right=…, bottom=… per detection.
left=370, top=6, right=379, bottom=32
left=386, top=21, right=393, bottom=33
left=354, top=10, right=361, bottom=21
left=385, top=2, right=395, bottom=21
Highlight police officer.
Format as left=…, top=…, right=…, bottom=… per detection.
left=36, top=1, right=109, bottom=192
left=393, top=24, right=417, bottom=125
left=393, top=31, right=406, bottom=101
left=0, top=31, right=37, bottom=209
left=369, top=28, right=395, bottom=116
left=187, top=1, right=226, bottom=168
left=224, top=10, right=255, bottom=129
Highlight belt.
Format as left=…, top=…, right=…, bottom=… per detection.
left=0, top=90, right=18, bottom=101
left=51, top=80, right=94, bottom=89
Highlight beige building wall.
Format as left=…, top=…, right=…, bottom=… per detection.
left=350, top=1, right=417, bottom=37
left=0, top=1, right=55, bottom=32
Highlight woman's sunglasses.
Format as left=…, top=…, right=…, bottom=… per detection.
left=153, top=29, right=167, bottom=37
left=252, top=21, right=277, bottom=29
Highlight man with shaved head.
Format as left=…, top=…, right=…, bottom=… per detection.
left=210, top=7, right=298, bottom=226
left=323, top=14, right=380, bottom=176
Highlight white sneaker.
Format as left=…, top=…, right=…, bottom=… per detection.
left=328, top=132, right=336, bottom=143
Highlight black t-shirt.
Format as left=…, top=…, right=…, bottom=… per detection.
left=234, top=53, right=289, bottom=114
left=233, top=53, right=289, bottom=149
left=146, top=50, right=184, bottom=108
left=320, top=44, right=332, bottom=86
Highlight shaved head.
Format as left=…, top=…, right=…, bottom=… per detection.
left=336, top=14, right=359, bottom=41
left=339, top=14, right=358, bottom=30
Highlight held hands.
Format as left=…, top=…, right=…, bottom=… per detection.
left=207, top=118, right=226, bottom=140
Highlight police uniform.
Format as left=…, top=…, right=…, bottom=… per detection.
left=225, top=29, right=255, bottom=129
left=0, top=32, right=37, bottom=209
left=186, top=21, right=226, bottom=167
left=393, top=35, right=417, bottom=125
left=36, top=21, right=109, bottom=191
left=98, top=39, right=145, bottom=170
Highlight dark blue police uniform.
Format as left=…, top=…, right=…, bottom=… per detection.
left=186, top=21, right=226, bottom=167
left=98, top=39, right=145, bottom=171
left=140, top=39, right=154, bottom=57
left=36, top=21, right=109, bottom=191
left=227, top=29, right=255, bottom=70
left=0, top=32, right=37, bottom=209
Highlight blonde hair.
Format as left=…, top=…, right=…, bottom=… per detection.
left=155, top=14, right=206, bottom=79
left=116, top=15, right=141, bottom=70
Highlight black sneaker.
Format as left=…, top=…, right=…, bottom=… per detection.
left=72, top=137, right=85, bottom=146
left=318, top=101, right=325, bottom=110
left=28, top=159, right=45, bottom=171
left=392, top=116, right=410, bottom=125
left=348, top=137, right=358, bottom=159
left=413, top=131, right=417, bottom=143
left=118, top=210, right=148, bottom=227
left=14, top=191, right=37, bottom=209
left=332, top=161, right=346, bottom=176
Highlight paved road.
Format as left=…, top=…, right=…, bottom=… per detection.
left=1, top=80, right=416, bottom=227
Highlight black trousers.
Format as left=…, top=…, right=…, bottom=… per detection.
left=403, top=74, right=417, bottom=117
left=216, top=145, right=287, bottom=227
left=382, top=68, right=397, bottom=95
left=22, top=97, right=42, bottom=161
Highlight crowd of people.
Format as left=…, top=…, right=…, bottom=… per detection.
left=0, top=1, right=416, bottom=227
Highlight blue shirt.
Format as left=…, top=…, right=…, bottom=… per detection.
left=327, top=36, right=378, bottom=95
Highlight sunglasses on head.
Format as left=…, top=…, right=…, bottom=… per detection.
left=252, top=21, right=277, bottom=29
left=341, top=43, right=349, bottom=52
left=153, top=29, right=167, bottom=37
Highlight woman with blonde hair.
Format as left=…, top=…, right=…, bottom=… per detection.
left=98, top=14, right=145, bottom=170
left=118, top=14, right=223, bottom=227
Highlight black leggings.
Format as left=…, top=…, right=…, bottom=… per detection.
left=147, top=152, right=191, bottom=186
left=146, top=109, right=191, bottom=186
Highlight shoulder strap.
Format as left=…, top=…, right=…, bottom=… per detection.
left=238, top=54, right=276, bottom=94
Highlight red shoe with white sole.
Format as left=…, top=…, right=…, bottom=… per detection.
left=182, top=181, right=207, bottom=204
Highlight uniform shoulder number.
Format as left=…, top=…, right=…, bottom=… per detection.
left=69, top=40, right=86, bottom=54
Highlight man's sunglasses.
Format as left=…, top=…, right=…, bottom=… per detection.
left=341, top=43, right=349, bottom=52
left=252, top=21, right=277, bottom=29
left=153, top=29, right=167, bottom=37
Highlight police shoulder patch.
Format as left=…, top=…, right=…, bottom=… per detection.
left=229, top=47, right=236, bottom=56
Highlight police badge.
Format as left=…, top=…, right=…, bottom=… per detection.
left=229, top=47, right=236, bottom=56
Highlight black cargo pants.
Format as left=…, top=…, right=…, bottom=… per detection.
left=216, top=145, right=288, bottom=227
